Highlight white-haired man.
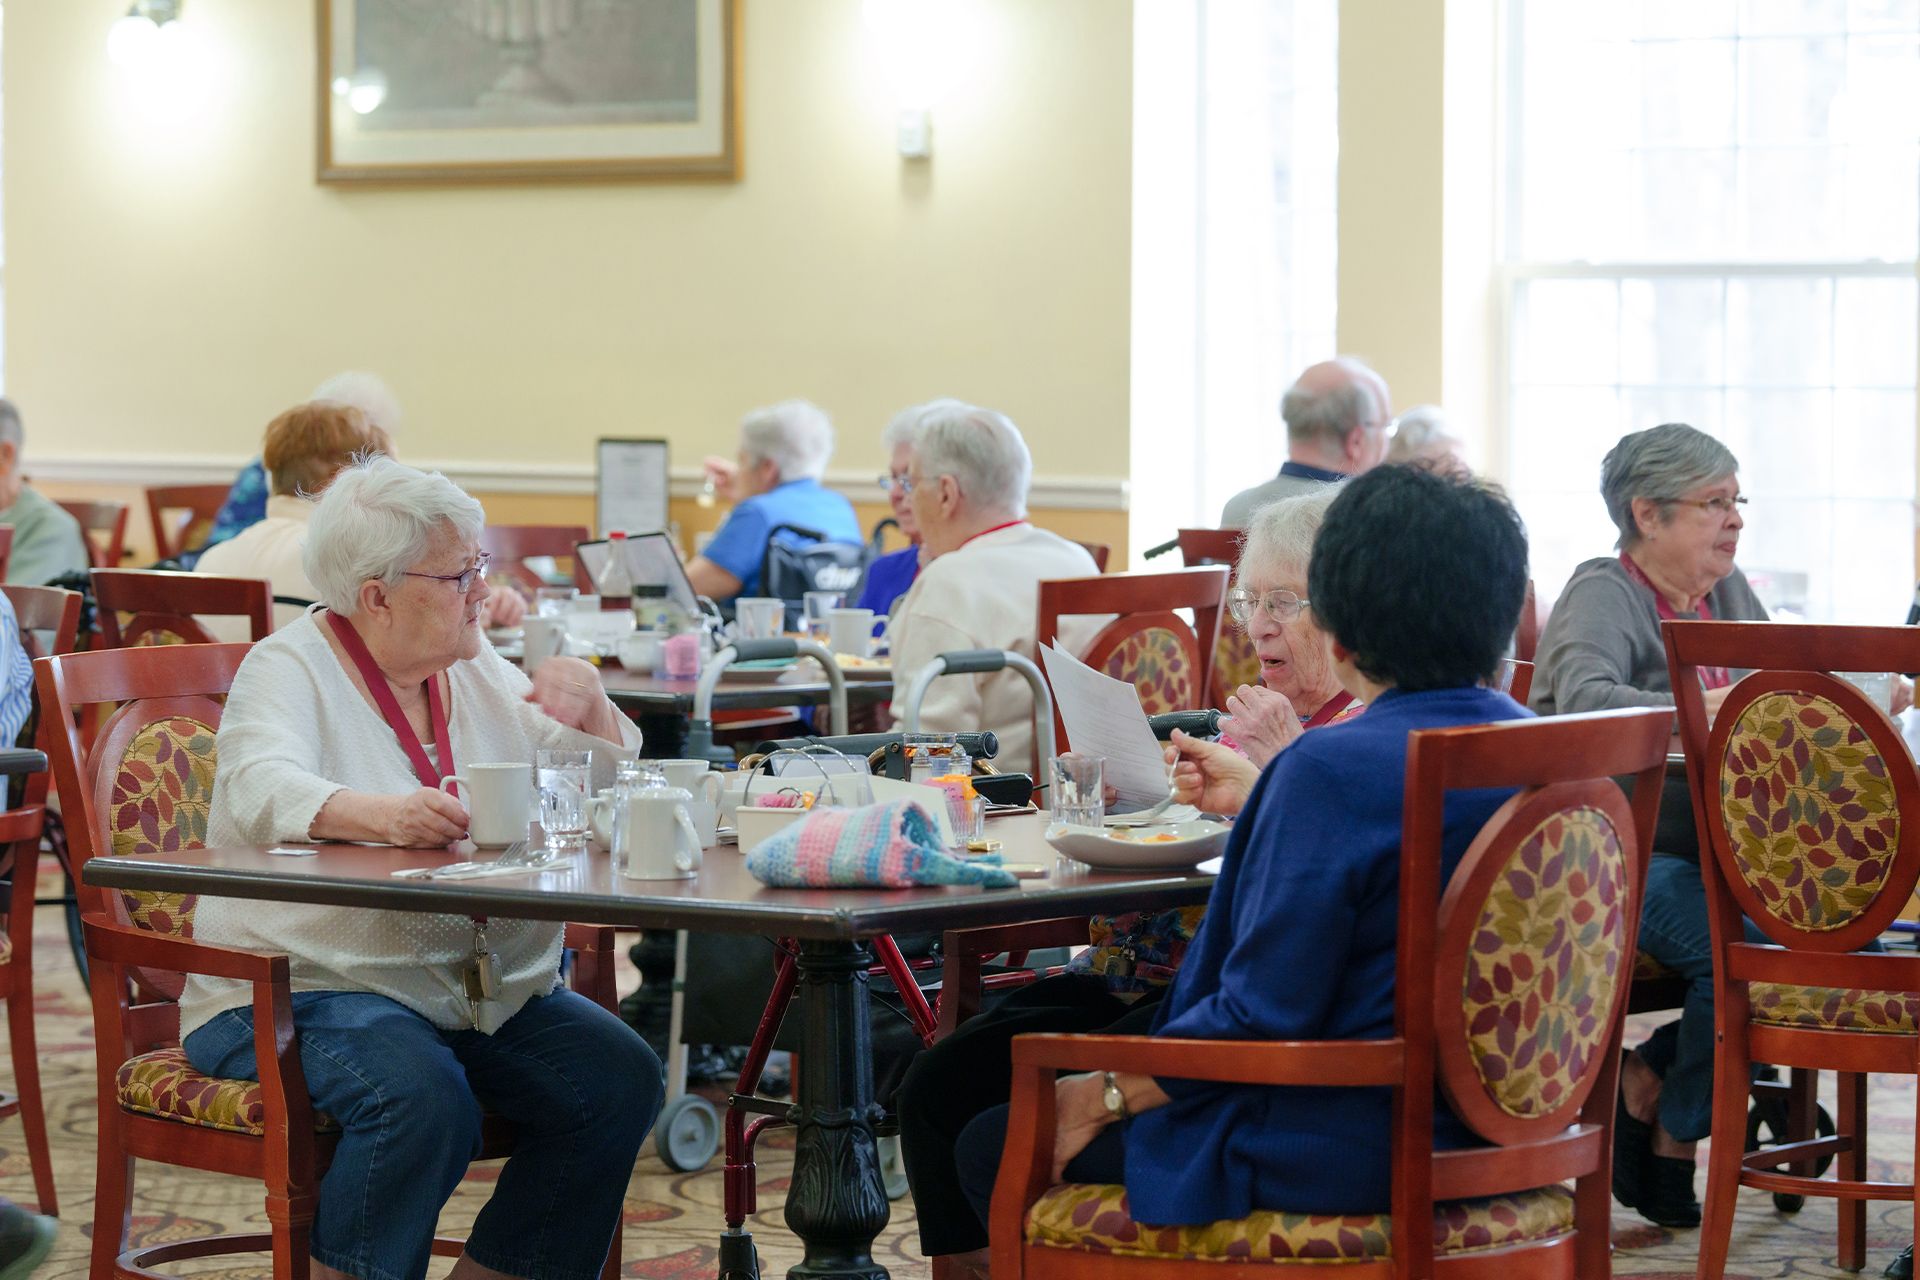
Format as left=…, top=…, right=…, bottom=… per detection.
left=1220, top=358, right=1392, bottom=527
left=887, top=404, right=1101, bottom=772
left=687, top=399, right=861, bottom=603
left=0, top=398, right=90, bottom=586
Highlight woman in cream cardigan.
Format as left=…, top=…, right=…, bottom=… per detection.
left=182, top=456, right=658, bottom=1280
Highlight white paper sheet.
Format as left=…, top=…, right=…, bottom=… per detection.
left=1037, top=642, right=1172, bottom=808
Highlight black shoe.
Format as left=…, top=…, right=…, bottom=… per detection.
left=1613, top=1090, right=1652, bottom=1212
left=1638, top=1153, right=1703, bottom=1229
left=1885, top=1243, right=1913, bottom=1279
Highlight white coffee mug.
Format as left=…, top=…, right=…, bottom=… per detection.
left=621, top=788, right=704, bottom=880
left=735, top=597, right=787, bottom=641
left=521, top=617, right=567, bottom=674
left=439, top=763, right=532, bottom=848
left=828, top=608, right=884, bottom=658
left=657, top=759, right=724, bottom=807
left=618, top=630, right=666, bottom=674
left=686, top=798, right=719, bottom=847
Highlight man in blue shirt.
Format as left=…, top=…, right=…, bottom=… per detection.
left=687, top=399, right=861, bottom=603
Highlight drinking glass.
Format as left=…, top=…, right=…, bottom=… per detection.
left=534, top=587, right=576, bottom=618
left=1050, top=754, right=1106, bottom=829
left=803, top=590, right=846, bottom=642
left=536, top=749, right=593, bottom=852
left=903, top=733, right=969, bottom=786
left=1838, top=671, right=1896, bottom=713
left=736, top=597, right=786, bottom=641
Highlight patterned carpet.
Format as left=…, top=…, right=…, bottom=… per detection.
left=0, top=884, right=1911, bottom=1277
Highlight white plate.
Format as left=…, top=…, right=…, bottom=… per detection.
left=1043, top=818, right=1231, bottom=871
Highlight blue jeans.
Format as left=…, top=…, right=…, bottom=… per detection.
left=184, top=988, right=663, bottom=1280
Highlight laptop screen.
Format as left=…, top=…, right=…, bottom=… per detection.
left=575, top=531, right=704, bottom=617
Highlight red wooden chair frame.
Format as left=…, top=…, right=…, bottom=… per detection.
left=145, top=484, right=232, bottom=562
left=989, top=706, right=1671, bottom=1279
left=1074, top=541, right=1111, bottom=573
left=480, top=524, right=593, bottom=595
left=1036, top=567, right=1229, bottom=754
left=0, top=525, right=12, bottom=582
left=37, top=644, right=622, bottom=1280
left=1497, top=658, right=1535, bottom=705
left=58, top=499, right=130, bottom=570
left=1666, top=619, right=1920, bottom=1274
left=91, top=568, right=273, bottom=647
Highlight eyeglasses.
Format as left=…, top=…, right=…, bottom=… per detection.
left=1673, top=494, right=1748, bottom=516
left=877, top=472, right=911, bottom=494
left=1226, top=586, right=1310, bottom=625
left=404, top=551, right=492, bottom=594
left=897, top=474, right=919, bottom=497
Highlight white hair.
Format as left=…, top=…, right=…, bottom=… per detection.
left=914, top=403, right=1033, bottom=519
left=1237, top=484, right=1342, bottom=588
left=1386, top=404, right=1464, bottom=463
left=0, top=399, right=19, bottom=451
left=304, top=455, right=484, bottom=614
left=739, top=399, right=835, bottom=482
left=880, top=397, right=967, bottom=452
left=311, top=371, right=403, bottom=436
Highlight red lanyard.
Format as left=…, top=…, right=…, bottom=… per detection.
left=1302, top=690, right=1356, bottom=729
left=326, top=610, right=455, bottom=787
left=958, top=520, right=1026, bottom=550
left=1618, top=554, right=1731, bottom=690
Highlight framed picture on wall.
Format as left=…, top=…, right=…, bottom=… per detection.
left=317, top=0, right=740, bottom=185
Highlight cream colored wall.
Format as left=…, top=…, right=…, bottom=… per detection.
left=4, top=0, right=1131, bottom=527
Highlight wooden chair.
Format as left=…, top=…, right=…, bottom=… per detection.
left=58, top=499, right=130, bottom=570
left=1036, top=567, right=1229, bottom=753
left=1515, top=578, right=1542, bottom=664
left=1177, top=528, right=1259, bottom=709
left=36, top=643, right=625, bottom=1280
left=989, top=706, right=1672, bottom=1279
left=145, top=484, right=232, bottom=561
left=1666, top=619, right=1920, bottom=1275
left=0, top=743, right=61, bottom=1219
left=3, top=585, right=86, bottom=977
left=480, top=524, right=593, bottom=595
left=0, top=525, right=12, bottom=581
left=1497, top=658, right=1534, bottom=704
left=1075, top=541, right=1111, bottom=573
left=91, top=568, right=272, bottom=647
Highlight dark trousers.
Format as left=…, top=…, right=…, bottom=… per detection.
left=897, top=972, right=1163, bottom=1257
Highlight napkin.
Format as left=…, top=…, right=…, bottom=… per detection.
left=746, top=799, right=1016, bottom=889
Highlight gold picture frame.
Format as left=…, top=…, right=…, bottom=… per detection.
left=317, top=0, right=740, bottom=186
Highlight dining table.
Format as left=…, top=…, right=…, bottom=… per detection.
left=82, top=812, right=1217, bottom=1280
left=595, top=661, right=894, bottom=758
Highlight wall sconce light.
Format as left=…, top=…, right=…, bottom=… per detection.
left=864, top=0, right=951, bottom=160
left=107, top=0, right=182, bottom=67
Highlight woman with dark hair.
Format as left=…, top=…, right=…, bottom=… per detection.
left=941, top=465, right=1533, bottom=1259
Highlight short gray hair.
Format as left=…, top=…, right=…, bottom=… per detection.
left=1238, top=484, right=1343, bottom=589
left=880, top=397, right=966, bottom=453
left=740, top=399, right=835, bottom=482
left=1386, top=405, right=1462, bottom=463
left=1601, top=423, right=1740, bottom=549
left=304, top=455, right=484, bottom=615
left=1281, top=358, right=1387, bottom=448
left=914, top=403, right=1033, bottom=519
left=0, top=399, right=19, bottom=450
left=311, top=371, right=403, bottom=436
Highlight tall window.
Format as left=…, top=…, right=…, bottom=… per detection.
left=1503, top=3, right=1920, bottom=622
left=1131, top=0, right=1338, bottom=555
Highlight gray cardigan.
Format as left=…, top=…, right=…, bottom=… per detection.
left=1529, top=556, right=1768, bottom=716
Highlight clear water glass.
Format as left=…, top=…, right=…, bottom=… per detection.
left=534, top=587, right=575, bottom=618
left=1050, top=754, right=1106, bottom=829
left=804, top=590, right=846, bottom=642
left=536, top=749, right=593, bottom=852
left=903, top=733, right=969, bottom=786
left=1838, top=671, right=1896, bottom=713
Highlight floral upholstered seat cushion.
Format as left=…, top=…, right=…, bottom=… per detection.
left=1026, top=1183, right=1574, bottom=1262
left=116, top=1047, right=339, bottom=1136
left=1750, top=982, right=1920, bottom=1034
left=1215, top=628, right=1261, bottom=697
left=1102, top=627, right=1194, bottom=714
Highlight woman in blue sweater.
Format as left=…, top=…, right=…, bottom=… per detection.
left=949, top=464, right=1534, bottom=1246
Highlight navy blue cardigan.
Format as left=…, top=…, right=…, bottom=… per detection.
left=1124, top=685, right=1530, bottom=1224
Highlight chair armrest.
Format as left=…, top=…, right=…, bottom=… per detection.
left=1009, top=1032, right=1405, bottom=1087
left=82, top=914, right=289, bottom=984
left=944, top=916, right=1090, bottom=957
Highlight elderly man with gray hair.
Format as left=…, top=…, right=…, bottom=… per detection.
left=1220, top=358, right=1392, bottom=528
left=0, top=397, right=91, bottom=585
left=688, top=398, right=862, bottom=603
left=887, top=403, right=1101, bottom=772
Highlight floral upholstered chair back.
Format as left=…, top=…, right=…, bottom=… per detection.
left=1435, top=778, right=1640, bottom=1144
left=86, top=694, right=222, bottom=1003
left=102, top=610, right=219, bottom=649
left=1704, top=671, right=1920, bottom=955
left=1086, top=613, right=1205, bottom=716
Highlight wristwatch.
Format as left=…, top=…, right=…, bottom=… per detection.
left=1101, top=1071, right=1129, bottom=1122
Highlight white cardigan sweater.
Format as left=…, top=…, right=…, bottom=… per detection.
left=180, top=610, right=642, bottom=1038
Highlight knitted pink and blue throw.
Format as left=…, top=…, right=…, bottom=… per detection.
left=746, top=799, right=1017, bottom=889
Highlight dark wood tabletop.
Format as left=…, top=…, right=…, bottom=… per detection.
left=596, top=663, right=894, bottom=714
left=81, top=814, right=1216, bottom=940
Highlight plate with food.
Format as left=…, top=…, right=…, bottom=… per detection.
left=1042, top=818, right=1231, bottom=871
left=831, top=653, right=893, bottom=680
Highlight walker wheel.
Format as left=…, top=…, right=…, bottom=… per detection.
left=1745, top=1095, right=1836, bottom=1214
left=656, top=1093, right=722, bottom=1172
left=879, top=1133, right=910, bottom=1201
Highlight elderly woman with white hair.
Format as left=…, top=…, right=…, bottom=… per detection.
left=886, top=402, right=1100, bottom=771
left=181, top=456, right=658, bottom=1280
left=856, top=398, right=965, bottom=617
left=687, top=398, right=862, bottom=602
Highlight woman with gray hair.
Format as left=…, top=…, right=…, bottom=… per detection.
left=687, top=398, right=862, bottom=602
left=1531, top=421, right=1765, bottom=1231
left=855, top=398, right=966, bottom=618
left=181, top=456, right=657, bottom=1280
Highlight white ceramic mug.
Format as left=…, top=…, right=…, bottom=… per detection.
left=657, top=759, right=724, bottom=807
left=686, top=799, right=719, bottom=847
left=828, top=608, right=884, bottom=658
left=439, top=762, right=532, bottom=848
left=618, top=630, right=666, bottom=674
left=521, top=616, right=567, bottom=674
left=621, top=788, right=704, bottom=880
left=735, top=597, right=787, bottom=641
